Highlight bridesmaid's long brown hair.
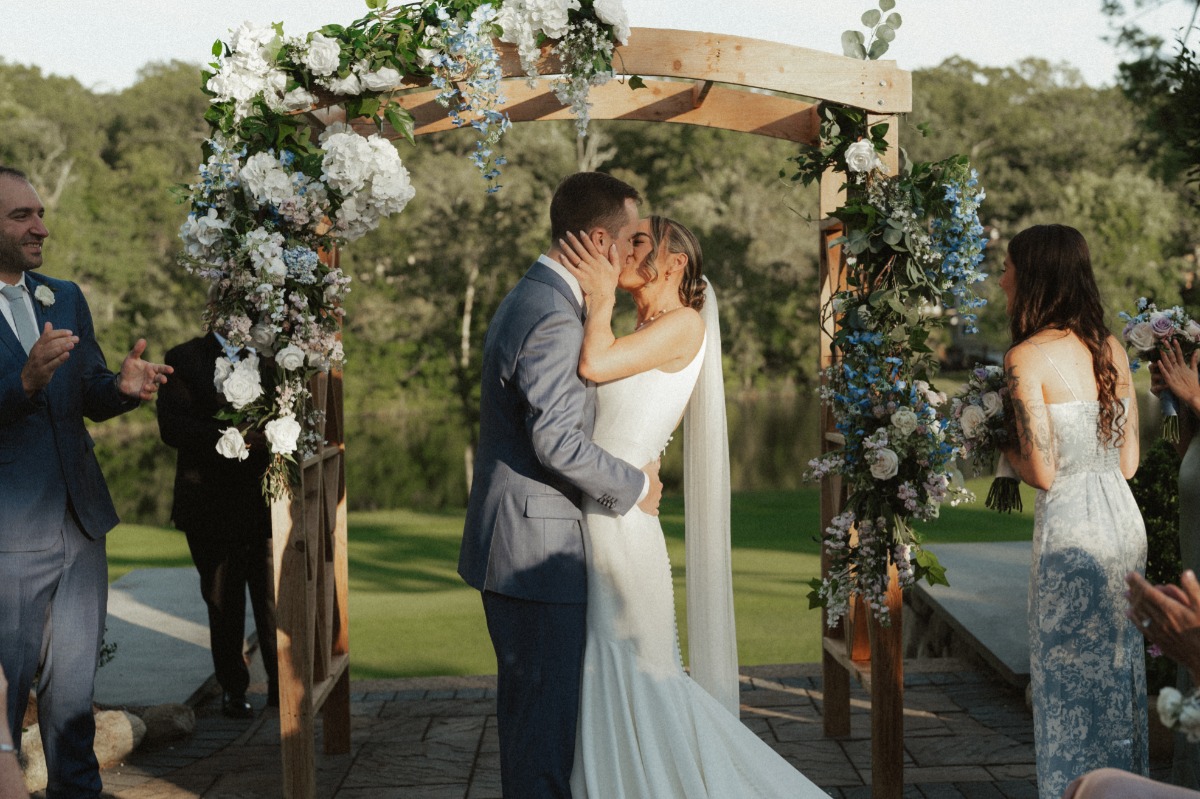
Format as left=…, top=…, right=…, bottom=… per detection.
left=1007, top=224, right=1123, bottom=444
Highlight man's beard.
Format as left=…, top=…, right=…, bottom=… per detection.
left=0, top=236, right=42, bottom=273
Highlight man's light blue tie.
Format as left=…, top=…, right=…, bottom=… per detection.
left=1, top=285, right=38, bottom=354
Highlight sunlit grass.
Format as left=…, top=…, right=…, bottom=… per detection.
left=107, top=484, right=1035, bottom=679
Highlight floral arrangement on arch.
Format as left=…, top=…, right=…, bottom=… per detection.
left=179, top=0, right=631, bottom=500
left=795, top=103, right=989, bottom=625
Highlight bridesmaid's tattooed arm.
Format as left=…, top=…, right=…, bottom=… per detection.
left=1012, top=396, right=1054, bottom=468
left=1003, top=354, right=1058, bottom=490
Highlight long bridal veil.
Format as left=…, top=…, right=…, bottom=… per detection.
left=682, top=279, right=740, bottom=716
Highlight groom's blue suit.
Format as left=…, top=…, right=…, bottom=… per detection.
left=460, top=259, right=644, bottom=798
left=0, top=271, right=137, bottom=798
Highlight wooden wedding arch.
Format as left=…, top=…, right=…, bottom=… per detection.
left=276, top=27, right=912, bottom=798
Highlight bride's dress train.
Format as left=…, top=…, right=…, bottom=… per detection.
left=570, top=338, right=828, bottom=798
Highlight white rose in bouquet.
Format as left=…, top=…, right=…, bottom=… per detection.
left=216, top=427, right=250, bottom=461
left=265, top=413, right=302, bottom=455
left=1181, top=697, right=1200, bottom=743
left=1159, top=687, right=1184, bottom=727
left=222, top=360, right=264, bottom=409
left=980, top=391, right=1004, bottom=419
left=844, top=140, right=880, bottom=173
left=1126, top=321, right=1156, bottom=352
left=889, top=408, right=919, bottom=438
left=870, top=448, right=900, bottom=480
left=959, top=404, right=988, bottom=439
left=276, top=344, right=306, bottom=371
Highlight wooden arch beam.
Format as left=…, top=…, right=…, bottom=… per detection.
left=307, top=27, right=909, bottom=144
left=315, top=78, right=821, bottom=143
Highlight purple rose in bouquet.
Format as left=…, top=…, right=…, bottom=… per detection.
left=1119, top=298, right=1200, bottom=442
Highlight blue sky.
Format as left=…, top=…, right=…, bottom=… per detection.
left=2, top=0, right=1196, bottom=93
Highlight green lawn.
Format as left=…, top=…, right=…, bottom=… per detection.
left=106, top=481, right=1035, bottom=679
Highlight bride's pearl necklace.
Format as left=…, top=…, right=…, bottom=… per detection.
left=636, top=309, right=670, bottom=331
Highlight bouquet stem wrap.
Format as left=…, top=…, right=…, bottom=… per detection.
left=1161, top=389, right=1180, bottom=443
left=985, top=453, right=1022, bottom=513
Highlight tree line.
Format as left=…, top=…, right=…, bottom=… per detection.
left=1, top=54, right=1196, bottom=522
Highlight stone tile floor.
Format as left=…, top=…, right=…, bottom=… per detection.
left=70, top=658, right=1131, bottom=798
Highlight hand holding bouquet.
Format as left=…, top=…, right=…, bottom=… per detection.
left=947, top=364, right=1021, bottom=512
left=1119, top=299, right=1200, bottom=443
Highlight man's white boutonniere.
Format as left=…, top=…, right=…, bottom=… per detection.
left=34, top=285, right=55, bottom=307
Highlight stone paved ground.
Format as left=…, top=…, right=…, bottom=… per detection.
left=74, top=657, right=1147, bottom=798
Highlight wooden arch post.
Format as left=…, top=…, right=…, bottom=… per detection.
left=283, top=27, right=912, bottom=798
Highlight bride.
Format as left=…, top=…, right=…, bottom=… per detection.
left=560, top=217, right=827, bottom=797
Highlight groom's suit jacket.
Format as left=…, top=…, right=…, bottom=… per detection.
left=460, top=260, right=645, bottom=604
left=0, top=271, right=136, bottom=552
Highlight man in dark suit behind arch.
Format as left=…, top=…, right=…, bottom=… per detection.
left=156, top=330, right=279, bottom=718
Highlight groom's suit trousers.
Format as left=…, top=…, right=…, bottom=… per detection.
left=0, top=273, right=136, bottom=799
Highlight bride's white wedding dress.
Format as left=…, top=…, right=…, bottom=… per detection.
left=570, top=336, right=828, bottom=798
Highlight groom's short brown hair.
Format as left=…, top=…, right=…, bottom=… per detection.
left=549, top=172, right=640, bottom=242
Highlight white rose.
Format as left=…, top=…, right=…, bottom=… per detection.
left=1186, top=320, right=1200, bottom=344
left=320, top=72, right=362, bottom=95
left=870, top=448, right=899, bottom=480
left=282, top=86, right=318, bottom=111
left=303, top=32, right=342, bottom=77
left=250, top=323, right=276, bottom=353
left=213, top=356, right=234, bottom=392
left=360, top=67, right=402, bottom=92
left=221, top=361, right=264, bottom=409
left=959, top=404, right=987, bottom=439
left=592, top=0, right=631, bottom=43
left=215, top=427, right=250, bottom=461
left=890, top=408, right=919, bottom=438
left=276, top=344, right=306, bottom=371
left=33, top=285, right=55, bottom=307
left=980, top=391, right=1004, bottom=419
left=1126, top=321, right=1156, bottom=352
left=265, top=413, right=302, bottom=455
left=844, top=140, right=880, bottom=173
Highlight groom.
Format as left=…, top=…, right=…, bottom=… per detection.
left=460, top=171, right=662, bottom=798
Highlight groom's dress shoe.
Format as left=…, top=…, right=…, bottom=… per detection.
left=221, top=692, right=254, bottom=719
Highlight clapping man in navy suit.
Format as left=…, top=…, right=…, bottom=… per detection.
left=0, top=165, right=172, bottom=798
left=459, top=172, right=663, bottom=798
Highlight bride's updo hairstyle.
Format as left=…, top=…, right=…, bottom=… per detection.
left=637, top=215, right=708, bottom=311
left=1007, top=223, right=1123, bottom=445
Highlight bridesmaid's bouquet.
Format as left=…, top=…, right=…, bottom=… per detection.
left=947, top=364, right=1021, bottom=512
left=1119, top=298, right=1200, bottom=443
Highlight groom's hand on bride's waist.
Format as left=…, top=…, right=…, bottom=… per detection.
left=638, top=460, right=663, bottom=516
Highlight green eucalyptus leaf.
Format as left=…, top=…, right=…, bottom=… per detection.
left=889, top=324, right=908, bottom=342
left=862, top=9, right=882, bottom=26
left=867, top=39, right=890, bottom=60
left=841, top=30, right=867, bottom=59
left=876, top=24, right=896, bottom=43
left=879, top=0, right=896, bottom=10
left=882, top=227, right=904, bottom=246
left=886, top=12, right=903, bottom=28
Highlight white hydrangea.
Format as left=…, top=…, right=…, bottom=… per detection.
left=240, top=152, right=294, bottom=207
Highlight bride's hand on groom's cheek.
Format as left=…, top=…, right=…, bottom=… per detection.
left=561, top=232, right=619, bottom=300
